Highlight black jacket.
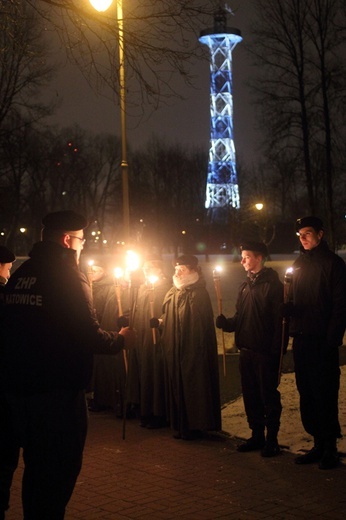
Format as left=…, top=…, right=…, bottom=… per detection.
left=288, top=241, right=346, bottom=346
left=0, top=241, right=124, bottom=394
left=222, top=267, right=284, bottom=355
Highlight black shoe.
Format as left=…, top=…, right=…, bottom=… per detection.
left=318, top=443, right=339, bottom=470
left=295, top=446, right=322, bottom=465
left=261, top=440, right=281, bottom=457
left=237, top=435, right=265, bottom=452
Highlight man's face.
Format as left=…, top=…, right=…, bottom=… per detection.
left=297, top=226, right=323, bottom=250
left=65, top=231, right=85, bottom=263
left=174, top=264, right=192, bottom=279
left=0, top=262, right=13, bottom=281
left=143, top=262, right=162, bottom=281
left=240, top=251, right=262, bottom=273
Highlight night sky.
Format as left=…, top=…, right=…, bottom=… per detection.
left=45, top=1, right=258, bottom=165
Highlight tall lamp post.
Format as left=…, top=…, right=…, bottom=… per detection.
left=89, top=0, right=130, bottom=242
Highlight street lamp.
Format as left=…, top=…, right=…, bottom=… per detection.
left=89, top=0, right=130, bottom=242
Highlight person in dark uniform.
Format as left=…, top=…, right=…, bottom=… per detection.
left=0, top=246, right=20, bottom=520
left=216, top=242, right=284, bottom=457
left=0, top=211, right=136, bottom=520
left=282, top=216, right=346, bottom=469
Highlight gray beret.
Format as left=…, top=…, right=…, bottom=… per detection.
left=42, top=210, right=88, bottom=231
left=0, top=246, right=16, bottom=263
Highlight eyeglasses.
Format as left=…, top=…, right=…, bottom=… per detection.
left=68, top=235, right=86, bottom=246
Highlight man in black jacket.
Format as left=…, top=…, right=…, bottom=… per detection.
left=283, top=216, right=346, bottom=469
left=216, top=242, right=284, bottom=457
left=0, top=246, right=19, bottom=520
left=0, top=211, right=136, bottom=519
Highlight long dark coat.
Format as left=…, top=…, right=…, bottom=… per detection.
left=161, top=276, right=221, bottom=434
left=130, top=276, right=172, bottom=419
left=90, top=274, right=127, bottom=412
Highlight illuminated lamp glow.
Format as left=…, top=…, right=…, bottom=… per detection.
left=89, top=0, right=113, bottom=12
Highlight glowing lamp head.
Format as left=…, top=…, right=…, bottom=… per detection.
left=89, top=0, right=113, bottom=12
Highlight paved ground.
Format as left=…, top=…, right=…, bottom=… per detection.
left=7, top=410, right=346, bottom=520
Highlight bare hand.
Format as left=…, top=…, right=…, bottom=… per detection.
left=119, top=326, right=137, bottom=350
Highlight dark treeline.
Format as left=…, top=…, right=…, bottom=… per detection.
left=1, top=0, right=346, bottom=256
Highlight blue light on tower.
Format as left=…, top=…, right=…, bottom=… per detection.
left=199, top=7, right=242, bottom=222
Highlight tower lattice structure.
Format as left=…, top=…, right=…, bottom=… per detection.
left=199, top=8, right=242, bottom=222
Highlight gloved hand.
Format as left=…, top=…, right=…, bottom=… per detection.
left=279, top=302, right=295, bottom=318
left=150, top=317, right=160, bottom=328
left=117, top=315, right=129, bottom=329
left=215, top=314, right=228, bottom=329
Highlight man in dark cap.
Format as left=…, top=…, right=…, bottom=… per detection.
left=216, top=241, right=285, bottom=457
left=0, top=246, right=16, bottom=286
left=282, top=216, right=346, bottom=469
left=150, top=254, right=221, bottom=440
left=0, top=210, right=136, bottom=519
left=0, top=246, right=20, bottom=520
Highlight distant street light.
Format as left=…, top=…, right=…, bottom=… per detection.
left=255, top=203, right=264, bottom=211
left=89, top=0, right=130, bottom=242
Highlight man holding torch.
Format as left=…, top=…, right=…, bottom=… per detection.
left=216, top=242, right=284, bottom=457
left=0, top=210, right=136, bottom=519
left=151, top=255, right=221, bottom=440
left=131, top=255, right=171, bottom=429
left=282, top=216, right=346, bottom=469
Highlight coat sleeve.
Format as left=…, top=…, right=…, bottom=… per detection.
left=63, top=270, right=124, bottom=355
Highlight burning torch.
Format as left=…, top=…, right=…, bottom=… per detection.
left=122, top=250, right=141, bottom=440
left=213, top=265, right=227, bottom=377
left=278, top=267, right=293, bottom=385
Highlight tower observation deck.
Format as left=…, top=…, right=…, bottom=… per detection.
left=199, top=8, right=242, bottom=223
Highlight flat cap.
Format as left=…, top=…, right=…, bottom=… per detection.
left=174, top=254, right=199, bottom=269
left=296, top=216, right=324, bottom=232
left=42, top=210, right=88, bottom=231
left=0, top=246, right=16, bottom=263
left=240, top=241, right=268, bottom=258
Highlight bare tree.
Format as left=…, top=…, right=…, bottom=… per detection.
left=21, top=0, right=218, bottom=112
left=248, top=0, right=346, bottom=248
left=0, top=0, right=55, bottom=130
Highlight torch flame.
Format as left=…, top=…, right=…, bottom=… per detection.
left=126, top=250, right=140, bottom=272
left=148, top=275, right=158, bottom=285
left=114, top=267, right=123, bottom=280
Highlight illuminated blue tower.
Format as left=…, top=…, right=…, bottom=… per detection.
left=199, top=7, right=242, bottom=223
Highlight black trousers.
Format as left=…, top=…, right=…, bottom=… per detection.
left=6, top=389, right=88, bottom=520
left=0, top=394, right=20, bottom=513
left=239, top=348, right=282, bottom=435
left=292, top=337, right=341, bottom=440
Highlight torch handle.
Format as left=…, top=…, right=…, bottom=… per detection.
left=115, top=284, right=123, bottom=317
left=149, top=299, right=157, bottom=345
left=213, top=277, right=226, bottom=376
left=278, top=277, right=292, bottom=385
